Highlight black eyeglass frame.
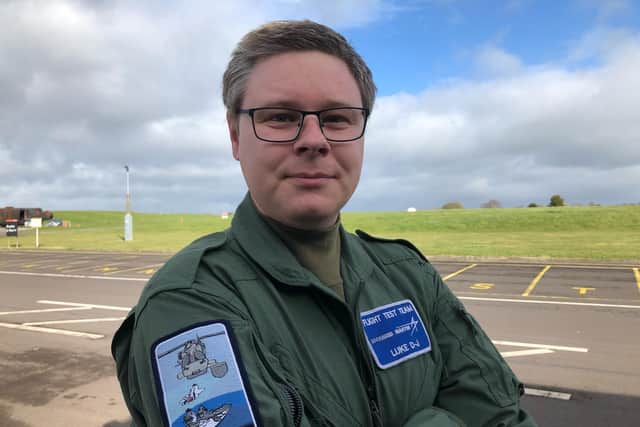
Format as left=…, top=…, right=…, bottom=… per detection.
left=236, top=106, right=370, bottom=143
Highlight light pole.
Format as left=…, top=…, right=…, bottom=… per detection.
left=124, top=165, right=133, bottom=241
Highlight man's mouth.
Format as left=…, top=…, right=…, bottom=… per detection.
left=286, top=172, right=335, bottom=186
left=289, top=172, right=333, bottom=179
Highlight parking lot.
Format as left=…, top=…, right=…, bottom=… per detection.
left=1, top=250, right=639, bottom=426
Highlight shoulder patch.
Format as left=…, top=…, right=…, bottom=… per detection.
left=355, top=229, right=429, bottom=263
left=360, top=299, right=432, bottom=369
left=151, top=321, right=260, bottom=427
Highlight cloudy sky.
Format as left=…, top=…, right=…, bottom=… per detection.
left=1, top=0, right=639, bottom=213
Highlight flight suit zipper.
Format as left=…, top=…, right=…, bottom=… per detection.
left=280, top=382, right=303, bottom=427
left=349, top=278, right=384, bottom=427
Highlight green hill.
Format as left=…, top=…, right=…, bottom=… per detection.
left=2, top=206, right=639, bottom=260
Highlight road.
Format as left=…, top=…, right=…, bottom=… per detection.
left=0, top=250, right=639, bottom=426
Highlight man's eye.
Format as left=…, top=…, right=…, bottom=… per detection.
left=254, top=110, right=299, bottom=124
left=268, top=112, right=298, bottom=122
left=323, top=114, right=352, bottom=124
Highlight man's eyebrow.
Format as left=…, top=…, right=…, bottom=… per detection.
left=250, top=100, right=361, bottom=110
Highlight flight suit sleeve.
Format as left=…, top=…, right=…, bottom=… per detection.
left=401, top=406, right=467, bottom=426
left=431, top=274, right=538, bottom=427
left=112, top=289, right=314, bottom=427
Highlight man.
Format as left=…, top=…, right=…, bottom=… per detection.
left=112, top=20, right=537, bottom=427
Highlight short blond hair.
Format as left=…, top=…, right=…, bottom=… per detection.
left=222, top=20, right=376, bottom=117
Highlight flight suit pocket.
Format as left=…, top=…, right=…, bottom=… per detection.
left=248, top=329, right=305, bottom=427
left=271, top=344, right=364, bottom=427
left=440, top=298, right=519, bottom=408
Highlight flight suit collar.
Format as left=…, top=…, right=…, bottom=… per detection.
left=339, top=227, right=375, bottom=284
left=230, top=193, right=375, bottom=288
left=231, top=193, right=313, bottom=286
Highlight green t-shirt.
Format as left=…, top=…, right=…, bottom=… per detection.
left=262, top=215, right=344, bottom=299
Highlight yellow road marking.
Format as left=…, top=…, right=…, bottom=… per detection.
left=61, top=261, right=125, bottom=273
left=103, top=263, right=163, bottom=276
left=522, top=265, right=551, bottom=297
left=471, top=283, right=494, bottom=290
left=634, top=268, right=640, bottom=294
left=442, top=264, right=477, bottom=281
left=55, top=261, right=93, bottom=272
left=572, top=287, right=595, bottom=296
left=13, top=260, right=75, bottom=270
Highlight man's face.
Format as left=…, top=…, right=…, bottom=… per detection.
left=228, top=51, right=365, bottom=229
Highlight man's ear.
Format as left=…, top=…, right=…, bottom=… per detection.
left=227, top=111, right=240, bottom=161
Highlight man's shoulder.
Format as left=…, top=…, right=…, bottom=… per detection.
left=346, top=229, right=441, bottom=308
left=112, top=230, right=245, bottom=359
left=136, top=231, right=231, bottom=307
left=156, top=231, right=229, bottom=281
left=351, top=229, right=430, bottom=264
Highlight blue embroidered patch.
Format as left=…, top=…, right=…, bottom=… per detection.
left=360, top=299, right=431, bottom=369
left=152, top=321, right=258, bottom=427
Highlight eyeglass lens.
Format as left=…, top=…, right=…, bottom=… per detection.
left=251, top=108, right=366, bottom=142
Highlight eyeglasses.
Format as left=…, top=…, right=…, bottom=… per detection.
left=236, top=107, right=369, bottom=143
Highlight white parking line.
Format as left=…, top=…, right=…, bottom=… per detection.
left=493, top=340, right=588, bottom=353
left=37, top=300, right=131, bottom=312
left=0, top=321, right=103, bottom=339
left=0, top=307, right=91, bottom=316
left=0, top=270, right=147, bottom=281
left=460, top=296, right=640, bottom=309
left=525, top=387, right=572, bottom=400
left=23, top=317, right=125, bottom=326
left=500, top=349, right=554, bottom=358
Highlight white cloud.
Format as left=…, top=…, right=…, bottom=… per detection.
left=579, top=0, right=634, bottom=21
left=474, top=45, right=523, bottom=77
left=1, top=0, right=639, bottom=214
left=355, top=35, right=640, bottom=209
left=568, top=26, right=640, bottom=64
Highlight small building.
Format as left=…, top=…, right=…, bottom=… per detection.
left=0, top=207, right=53, bottom=226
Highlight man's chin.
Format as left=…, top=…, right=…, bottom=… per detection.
left=286, top=204, right=340, bottom=230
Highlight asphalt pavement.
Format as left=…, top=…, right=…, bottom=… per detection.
left=0, top=250, right=638, bottom=426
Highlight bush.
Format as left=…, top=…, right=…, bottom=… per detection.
left=548, top=194, right=565, bottom=207
left=528, top=203, right=538, bottom=208
left=442, top=201, right=464, bottom=209
left=481, top=199, right=502, bottom=208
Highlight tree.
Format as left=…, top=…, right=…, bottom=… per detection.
left=527, top=203, right=538, bottom=208
left=548, top=194, right=565, bottom=207
left=481, top=199, right=502, bottom=208
left=442, top=201, right=464, bottom=209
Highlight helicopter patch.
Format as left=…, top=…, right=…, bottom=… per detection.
left=152, top=321, right=259, bottom=427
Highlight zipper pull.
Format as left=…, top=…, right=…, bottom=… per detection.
left=280, top=382, right=303, bottom=427
left=369, top=399, right=383, bottom=427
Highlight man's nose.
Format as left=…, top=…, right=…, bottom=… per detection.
left=293, top=114, right=330, bottom=155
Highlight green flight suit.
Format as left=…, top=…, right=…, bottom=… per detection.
left=112, top=194, right=537, bottom=427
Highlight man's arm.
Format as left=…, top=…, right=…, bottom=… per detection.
left=112, top=289, right=312, bottom=427
left=431, top=275, right=538, bottom=427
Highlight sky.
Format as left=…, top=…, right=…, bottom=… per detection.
left=1, top=0, right=639, bottom=214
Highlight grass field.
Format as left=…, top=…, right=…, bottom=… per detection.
left=1, top=205, right=639, bottom=261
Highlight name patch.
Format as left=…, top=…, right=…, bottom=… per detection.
left=152, top=321, right=259, bottom=427
left=360, top=299, right=431, bottom=369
